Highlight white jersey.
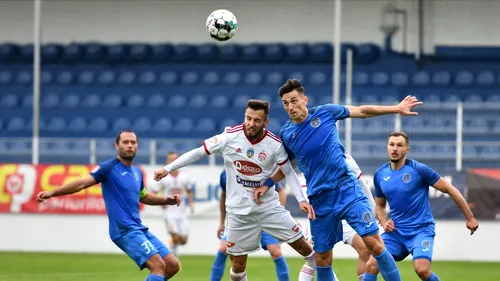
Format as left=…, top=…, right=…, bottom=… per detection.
left=299, top=154, right=375, bottom=211
left=203, top=124, right=288, bottom=215
left=155, top=172, right=192, bottom=218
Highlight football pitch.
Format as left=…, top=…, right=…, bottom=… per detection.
left=0, top=252, right=499, bottom=281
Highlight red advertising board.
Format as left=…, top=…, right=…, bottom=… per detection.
left=0, top=164, right=145, bottom=214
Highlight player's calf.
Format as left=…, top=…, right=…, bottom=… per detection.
left=230, top=255, right=248, bottom=281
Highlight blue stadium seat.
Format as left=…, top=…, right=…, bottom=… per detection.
left=81, top=94, right=101, bottom=107
left=423, top=94, right=441, bottom=104
left=127, top=95, right=145, bottom=108
left=353, top=72, right=369, bottom=86
left=41, top=71, right=54, bottom=84
left=151, top=44, right=174, bottom=62
left=309, top=72, right=328, bottom=85
left=97, top=71, right=116, bottom=85
left=218, top=44, right=240, bottom=62
left=126, top=44, right=150, bottom=61
left=22, top=95, right=33, bottom=107
left=355, top=44, right=381, bottom=63
left=285, top=43, right=308, bottom=63
left=138, top=71, right=157, bottom=85
left=0, top=44, right=19, bottom=62
left=210, top=95, right=229, bottom=108
left=67, top=118, right=87, bottom=132
left=88, top=117, right=108, bottom=132
left=102, top=94, right=122, bottom=107
left=113, top=118, right=132, bottom=131
left=16, top=70, right=32, bottom=85
left=117, top=71, right=136, bottom=85
left=181, top=72, right=199, bottom=85
left=7, top=117, right=26, bottom=131
left=78, top=71, right=95, bottom=85
left=244, top=72, right=262, bottom=85
left=160, top=72, right=178, bottom=85
left=172, top=118, right=194, bottom=133
left=0, top=94, right=18, bottom=107
left=96, top=139, right=116, bottom=155
left=202, top=71, right=220, bottom=85
left=476, top=71, right=495, bottom=86
left=41, top=93, right=60, bottom=108
left=219, top=119, right=238, bottom=131
left=153, top=118, right=173, bottom=132
left=0, top=70, right=13, bottom=84
left=106, top=44, right=127, bottom=62
left=172, top=44, right=196, bottom=62
left=266, top=72, right=285, bottom=85
left=464, top=117, right=488, bottom=133
left=241, top=44, right=263, bottom=62
left=433, top=145, right=455, bottom=157
left=132, top=117, right=152, bottom=132
left=223, top=72, right=241, bottom=85
left=411, top=71, right=430, bottom=86
left=56, top=71, right=74, bottom=85
left=71, top=140, right=90, bottom=152
left=289, top=71, right=306, bottom=84
left=156, top=141, right=176, bottom=154
left=371, top=72, right=389, bottom=86
left=195, top=118, right=216, bottom=133
left=309, top=43, right=332, bottom=63
left=263, top=44, right=286, bottom=62
left=197, top=44, right=219, bottom=62
left=168, top=95, right=187, bottom=108
left=432, top=71, right=451, bottom=86
left=454, top=71, right=474, bottom=86
left=486, top=94, right=500, bottom=103
left=59, top=93, right=79, bottom=108
left=147, top=94, right=165, bottom=108
left=63, top=44, right=84, bottom=62
left=45, top=117, right=66, bottom=131
left=391, top=72, right=409, bottom=86
left=444, top=94, right=460, bottom=103
left=463, top=146, right=476, bottom=158
left=85, top=43, right=107, bottom=62
left=42, top=44, right=63, bottom=62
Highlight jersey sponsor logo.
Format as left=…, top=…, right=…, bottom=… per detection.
left=258, top=151, right=267, bottom=161
left=310, top=117, right=321, bottom=128
left=236, top=148, right=242, bottom=153
left=236, top=176, right=261, bottom=187
left=247, top=148, right=255, bottom=158
left=402, top=173, right=411, bottom=183
left=233, top=160, right=262, bottom=176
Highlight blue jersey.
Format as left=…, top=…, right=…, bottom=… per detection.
left=90, top=158, right=147, bottom=240
left=374, top=159, right=441, bottom=233
left=219, top=170, right=280, bottom=192
left=280, top=104, right=355, bottom=197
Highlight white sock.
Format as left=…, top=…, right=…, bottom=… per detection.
left=230, top=269, right=248, bottom=281
left=171, top=244, right=178, bottom=257
left=304, top=250, right=316, bottom=269
left=299, top=264, right=315, bottom=281
left=334, top=273, right=340, bottom=281
left=357, top=274, right=364, bottom=281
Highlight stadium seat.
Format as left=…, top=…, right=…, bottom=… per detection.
left=476, top=71, right=495, bottom=86
left=197, top=44, right=219, bottom=62
left=244, top=72, right=262, bottom=85
left=371, top=72, right=389, bottom=86
left=159, top=72, right=178, bottom=85
left=0, top=94, right=18, bottom=107
left=102, top=94, right=122, bottom=107
left=210, top=95, right=229, bottom=108
left=202, top=72, right=220, bottom=85
left=241, top=44, right=263, bottom=62
left=113, top=118, right=132, bottom=132
left=195, top=118, right=216, bottom=133
left=151, top=44, right=174, bottom=62
left=131, top=117, right=152, bottom=132
left=45, top=118, right=66, bottom=131
left=81, top=94, right=101, bottom=107
left=172, top=118, right=194, bottom=133
left=7, top=117, right=26, bottom=131
left=88, top=117, right=108, bottom=132
left=454, top=71, right=474, bottom=86
left=127, top=95, right=145, bottom=108
left=223, top=72, right=241, bottom=85
left=97, top=71, right=116, bottom=85
left=41, top=93, right=60, bottom=108
left=181, top=72, right=199, bottom=85
left=168, top=95, right=186, bottom=108
left=146, top=94, right=165, bottom=108
left=189, top=95, right=207, bottom=108
left=0, top=70, right=13, bottom=84
left=391, top=72, right=409, bottom=86
left=411, top=71, right=430, bottom=86
left=67, top=118, right=87, bottom=132
left=153, top=118, right=173, bottom=133
left=432, top=71, right=451, bottom=86
left=56, top=71, right=74, bottom=85
left=263, top=44, right=286, bottom=62
left=285, top=43, right=308, bottom=63
left=137, top=71, right=157, bottom=85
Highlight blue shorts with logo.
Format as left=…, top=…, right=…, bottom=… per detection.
left=382, top=224, right=436, bottom=262
left=309, top=179, right=379, bottom=253
left=113, top=229, right=172, bottom=270
left=221, top=231, right=279, bottom=250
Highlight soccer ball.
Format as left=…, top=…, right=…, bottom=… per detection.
left=206, top=9, right=238, bottom=41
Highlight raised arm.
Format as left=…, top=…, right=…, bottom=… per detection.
left=36, top=175, right=97, bottom=202
left=154, top=147, right=207, bottom=181
left=346, top=95, right=422, bottom=119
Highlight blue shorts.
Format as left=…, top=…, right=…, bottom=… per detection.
left=309, top=180, right=379, bottom=253
left=382, top=224, right=436, bottom=262
left=221, top=231, right=279, bottom=251
left=113, top=229, right=172, bottom=270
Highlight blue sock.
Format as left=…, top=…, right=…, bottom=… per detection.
left=210, top=251, right=228, bottom=281
left=273, top=256, right=290, bottom=281
left=316, top=265, right=335, bottom=281
left=374, top=249, right=402, bottom=281
left=362, top=272, right=378, bottom=281
left=425, top=272, right=440, bottom=281
left=147, top=274, right=165, bottom=281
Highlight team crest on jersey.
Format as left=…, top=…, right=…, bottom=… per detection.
left=258, top=151, right=267, bottom=161
left=310, top=117, right=321, bottom=128
left=402, top=173, right=411, bottom=183
left=247, top=148, right=255, bottom=158
left=362, top=211, right=372, bottom=222
left=134, top=171, right=139, bottom=181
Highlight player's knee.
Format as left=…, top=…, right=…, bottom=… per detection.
left=267, top=245, right=283, bottom=260
left=179, top=236, right=188, bottom=245
left=147, top=255, right=167, bottom=274
left=164, top=255, right=181, bottom=277
left=316, top=251, right=332, bottom=266
left=414, top=261, right=432, bottom=279
left=365, top=257, right=380, bottom=274
left=231, top=256, right=247, bottom=272
left=362, top=235, right=385, bottom=256
left=358, top=247, right=371, bottom=263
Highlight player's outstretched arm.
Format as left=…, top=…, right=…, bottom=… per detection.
left=36, top=175, right=97, bottom=202
left=432, top=178, right=479, bottom=234
left=154, top=146, right=207, bottom=181
left=140, top=192, right=180, bottom=206
left=346, top=95, right=423, bottom=119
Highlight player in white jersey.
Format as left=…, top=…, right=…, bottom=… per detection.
left=151, top=152, right=193, bottom=258
left=297, top=154, right=376, bottom=281
left=155, top=99, right=317, bottom=281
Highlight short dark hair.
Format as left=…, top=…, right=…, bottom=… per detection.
left=115, top=130, right=137, bottom=144
left=388, top=131, right=409, bottom=145
left=278, top=79, right=305, bottom=97
left=246, top=99, right=270, bottom=118
left=167, top=151, right=178, bottom=157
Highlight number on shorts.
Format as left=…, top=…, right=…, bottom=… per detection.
left=141, top=240, right=155, bottom=254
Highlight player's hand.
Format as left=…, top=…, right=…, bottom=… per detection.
left=253, top=185, right=268, bottom=205
left=382, top=220, right=395, bottom=232
left=36, top=191, right=53, bottom=203
left=299, top=201, right=316, bottom=220
left=397, top=95, right=423, bottom=116
left=154, top=168, right=169, bottom=181
left=164, top=194, right=181, bottom=206
left=216, top=224, right=225, bottom=239
left=466, top=217, right=479, bottom=235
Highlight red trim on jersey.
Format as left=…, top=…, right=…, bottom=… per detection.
left=266, top=131, right=282, bottom=143
left=278, top=159, right=288, bottom=166
left=226, top=124, right=243, bottom=133
left=202, top=141, right=211, bottom=155
left=226, top=127, right=244, bottom=134
left=357, top=172, right=362, bottom=179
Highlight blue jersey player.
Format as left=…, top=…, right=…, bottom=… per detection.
left=210, top=169, right=291, bottom=281
left=36, top=130, right=182, bottom=281
left=363, top=132, right=479, bottom=281
left=265, top=79, right=423, bottom=281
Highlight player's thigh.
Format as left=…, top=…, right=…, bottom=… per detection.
left=408, top=227, right=436, bottom=262
left=260, top=231, right=280, bottom=251
left=341, top=198, right=379, bottom=238
left=145, top=231, right=173, bottom=259
left=381, top=231, right=410, bottom=262
left=178, top=216, right=189, bottom=238
left=226, top=213, right=261, bottom=256
left=308, top=190, right=343, bottom=253
left=113, top=229, right=159, bottom=269
left=341, top=220, right=357, bottom=245
left=258, top=204, right=303, bottom=244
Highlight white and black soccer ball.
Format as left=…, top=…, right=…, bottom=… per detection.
left=206, top=9, right=238, bottom=42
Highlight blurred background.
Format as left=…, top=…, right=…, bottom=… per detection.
left=0, top=0, right=499, bottom=280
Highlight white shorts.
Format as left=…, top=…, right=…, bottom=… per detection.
left=225, top=204, right=303, bottom=256
left=165, top=215, right=189, bottom=237
left=303, top=220, right=357, bottom=246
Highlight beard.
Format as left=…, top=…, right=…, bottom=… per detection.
left=390, top=154, right=405, bottom=163
left=119, top=150, right=136, bottom=161
left=245, top=126, right=265, bottom=140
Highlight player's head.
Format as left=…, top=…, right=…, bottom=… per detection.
left=245, top=99, right=270, bottom=140
left=387, top=131, right=410, bottom=163
left=278, top=79, right=308, bottom=121
left=115, top=130, right=138, bottom=161
left=166, top=151, right=179, bottom=164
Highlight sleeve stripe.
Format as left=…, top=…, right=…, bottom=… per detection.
left=278, top=159, right=288, bottom=166
left=202, top=141, right=211, bottom=155
left=357, top=172, right=362, bottom=179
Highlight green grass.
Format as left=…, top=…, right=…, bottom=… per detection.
left=0, top=252, right=499, bottom=280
